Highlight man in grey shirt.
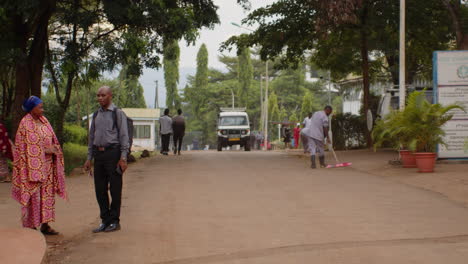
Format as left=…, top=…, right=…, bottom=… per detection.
left=159, top=108, right=173, bottom=155
left=301, top=106, right=332, bottom=169
left=84, top=86, right=129, bottom=233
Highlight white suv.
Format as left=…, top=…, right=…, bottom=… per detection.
left=217, top=108, right=251, bottom=151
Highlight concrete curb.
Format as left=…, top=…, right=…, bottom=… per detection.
left=0, top=228, right=46, bottom=264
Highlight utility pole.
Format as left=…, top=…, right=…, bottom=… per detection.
left=260, top=74, right=263, bottom=132
left=264, top=60, right=269, bottom=151
left=154, top=80, right=159, bottom=109
left=230, top=89, right=235, bottom=109
left=399, top=0, right=406, bottom=110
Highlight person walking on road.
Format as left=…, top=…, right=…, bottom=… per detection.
left=301, top=106, right=333, bottom=169
left=84, top=86, right=129, bottom=233
left=301, top=112, right=313, bottom=153
left=283, top=126, right=291, bottom=149
left=159, top=109, right=173, bottom=155
left=0, top=119, right=13, bottom=183
left=293, top=123, right=301, bottom=149
left=172, top=109, right=186, bottom=155
left=12, top=96, right=67, bottom=235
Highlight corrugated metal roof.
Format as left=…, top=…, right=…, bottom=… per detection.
left=122, top=108, right=160, bottom=119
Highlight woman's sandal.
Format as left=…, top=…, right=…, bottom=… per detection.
left=40, top=226, right=59, bottom=235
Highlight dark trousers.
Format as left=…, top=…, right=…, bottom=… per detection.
left=173, top=133, right=184, bottom=153
left=93, top=147, right=122, bottom=225
left=161, top=133, right=171, bottom=153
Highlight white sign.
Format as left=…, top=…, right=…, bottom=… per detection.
left=434, top=51, right=468, bottom=159
left=439, top=121, right=468, bottom=158
left=436, top=51, right=468, bottom=86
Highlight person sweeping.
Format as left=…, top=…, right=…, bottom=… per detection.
left=301, top=106, right=333, bottom=169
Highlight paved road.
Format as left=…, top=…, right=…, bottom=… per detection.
left=4, top=150, right=468, bottom=263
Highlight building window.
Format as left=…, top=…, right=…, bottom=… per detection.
left=133, top=125, right=151, bottom=139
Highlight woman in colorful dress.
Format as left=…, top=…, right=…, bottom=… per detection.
left=11, top=96, right=67, bottom=235
left=0, top=119, right=13, bottom=182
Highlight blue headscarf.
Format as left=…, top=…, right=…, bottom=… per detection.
left=22, top=96, right=43, bottom=113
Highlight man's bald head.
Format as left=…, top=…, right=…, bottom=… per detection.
left=98, top=86, right=113, bottom=95
left=97, top=86, right=113, bottom=108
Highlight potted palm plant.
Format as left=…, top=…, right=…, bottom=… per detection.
left=373, top=110, right=416, bottom=168
left=400, top=91, right=464, bottom=172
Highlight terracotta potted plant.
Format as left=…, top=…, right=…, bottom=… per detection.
left=373, top=110, right=416, bottom=168
left=401, top=91, right=464, bottom=173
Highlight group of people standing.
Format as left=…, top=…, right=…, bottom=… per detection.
left=159, top=108, right=186, bottom=155
left=4, top=86, right=134, bottom=235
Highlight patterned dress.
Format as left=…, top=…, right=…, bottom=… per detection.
left=11, top=114, right=67, bottom=228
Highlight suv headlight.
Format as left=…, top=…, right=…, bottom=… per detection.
left=241, top=130, right=248, bottom=135
left=221, top=130, right=227, bottom=135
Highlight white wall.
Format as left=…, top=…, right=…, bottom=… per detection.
left=343, top=100, right=361, bottom=115
left=132, top=120, right=156, bottom=151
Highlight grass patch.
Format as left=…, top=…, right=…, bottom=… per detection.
left=63, top=143, right=88, bottom=175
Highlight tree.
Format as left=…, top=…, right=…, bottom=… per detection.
left=289, top=112, right=299, bottom=124
left=238, top=47, right=253, bottom=108
left=441, top=0, right=468, bottom=49
left=300, top=91, right=316, bottom=120
left=191, top=44, right=209, bottom=117
left=2, top=0, right=220, bottom=139
left=222, top=0, right=458, bottom=147
left=163, top=39, right=181, bottom=111
left=116, top=66, right=147, bottom=108
left=268, top=92, right=280, bottom=122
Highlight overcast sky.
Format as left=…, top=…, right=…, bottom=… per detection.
left=138, top=0, right=275, bottom=108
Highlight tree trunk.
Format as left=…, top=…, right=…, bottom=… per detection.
left=11, top=1, right=56, bottom=138
left=442, top=0, right=467, bottom=50
left=460, top=34, right=468, bottom=50
left=360, top=3, right=372, bottom=148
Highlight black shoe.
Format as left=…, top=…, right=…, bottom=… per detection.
left=311, top=155, right=316, bottom=169
left=92, top=223, right=108, bottom=233
left=104, top=222, right=121, bottom=232
left=174, top=150, right=177, bottom=155
left=319, top=156, right=327, bottom=168
left=178, top=151, right=181, bottom=156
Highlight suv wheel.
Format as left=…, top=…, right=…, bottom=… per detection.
left=244, top=140, right=251, bottom=151
left=217, top=138, right=223, bottom=151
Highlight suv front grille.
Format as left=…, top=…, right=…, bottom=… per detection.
left=228, top=130, right=240, bottom=134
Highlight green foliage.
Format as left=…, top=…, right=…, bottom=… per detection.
left=238, top=47, right=253, bottom=108
left=300, top=91, right=318, bottom=120
left=163, top=39, right=181, bottom=111
left=62, top=142, right=88, bottom=175
left=331, top=113, right=367, bottom=150
left=63, top=124, right=87, bottom=145
left=373, top=91, right=465, bottom=152
left=268, top=92, right=280, bottom=122
left=115, top=66, right=147, bottom=108
left=289, top=112, right=299, bottom=123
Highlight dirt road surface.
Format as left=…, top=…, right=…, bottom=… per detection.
left=3, top=150, right=468, bottom=263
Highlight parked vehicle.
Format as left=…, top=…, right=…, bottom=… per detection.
left=217, top=108, right=251, bottom=151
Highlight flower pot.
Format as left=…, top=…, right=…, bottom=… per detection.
left=399, top=150, right=417, bottom=168
left=414, top=152, right=437, bottom=173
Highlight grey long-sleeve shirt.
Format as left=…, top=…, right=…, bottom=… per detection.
left=87, top=103, right=129, bottom=160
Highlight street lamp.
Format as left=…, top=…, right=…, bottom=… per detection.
left=399, top=0, right=406, bottom=110
left=232, top=22, right=269, bottom=151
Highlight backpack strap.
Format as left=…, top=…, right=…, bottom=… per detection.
left=112, top=108, right=118, bottom=131
left=91, top=110, right=99, bottom=134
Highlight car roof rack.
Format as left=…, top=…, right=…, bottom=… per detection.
left=220, top=107, right=247, bottom=112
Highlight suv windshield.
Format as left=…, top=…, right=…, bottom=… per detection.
left=220, top=116, right=247, bottom=126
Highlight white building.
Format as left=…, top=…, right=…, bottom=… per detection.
left=123, top=108, right=160, bottom=151
left=84, top=108, right=160, bottom=151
